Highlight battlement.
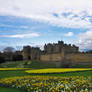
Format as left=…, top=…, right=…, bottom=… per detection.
left=22, top=46, right=41, bottom=60
left=44, top=41, right=79, bottom=54
left=22, top=41, right=79, bottom=61
left=21, top=41, right=92, bottom=67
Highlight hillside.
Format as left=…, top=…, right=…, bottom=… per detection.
left=0, top=61, right=57, bottom=69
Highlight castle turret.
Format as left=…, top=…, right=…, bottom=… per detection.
left=22, top=46, right=31, bottom=60
left=22, top=46, right=41, bottom=61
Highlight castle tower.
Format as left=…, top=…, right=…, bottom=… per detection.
left=61, top=48, right=65, bottom=58
left=22, top=46, right=31, bottom=60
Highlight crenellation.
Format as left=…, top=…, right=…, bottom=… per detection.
left=22, top=46, right=41, bottom=61
left=22, top=40, right=92, bottom=67
left=22, top=40, right=79, bottom=61
left=43, top=41, right=79, bottom=54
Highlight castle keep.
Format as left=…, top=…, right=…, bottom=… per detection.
left=22, top=41, right=92, bottom=67
left=44, top=41, right=79, bottom=54
left=22, top=46, right=41, bottom=60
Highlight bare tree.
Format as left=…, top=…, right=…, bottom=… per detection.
left=3, top=47, right=15, bottom=53
left=2, top=47, right=15, bottom=61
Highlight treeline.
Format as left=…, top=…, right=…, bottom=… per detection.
left=0, top=47, right=23, bottom=64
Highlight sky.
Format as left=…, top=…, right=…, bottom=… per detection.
left=0, top=0, right=92, bottom=51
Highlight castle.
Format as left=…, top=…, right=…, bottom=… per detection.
left=44, top=41, right=79, bottom=54
left=22, top=41, right=92, bottom=67
left=22, top=46, right=41, bottom=60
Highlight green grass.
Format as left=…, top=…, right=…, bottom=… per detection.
left=26, top=70, right=92, bottom=77
left=0, top=70, right=92, bottom=79
left=0, top=61, right=24, bottom=68
left=72, top=64, right=92, bottom=68
left=0, top=70, right=30, bottom=79
left=0, top=87, right=25, bottom=92
left=0, top=60, right=57, bottom=69
left=29, top=61, right=57, bottom=69
left=1, top=60, right=92, bottom=69
left=41, top=70, right=92, bottom=76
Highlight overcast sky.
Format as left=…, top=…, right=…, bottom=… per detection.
left=0, top=0, right=92, bottom=51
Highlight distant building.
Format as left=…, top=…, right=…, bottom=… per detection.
left=22, top=46, right=41, bottom=60
left=22, top=41, right=79, bottom=61
left=44, top=41, right=79, bottom=54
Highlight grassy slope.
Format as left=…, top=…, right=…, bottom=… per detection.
left=72, top=64, right=92, bottom=68
left=44, top=70, right=92, bottom=76
left=0, top=87, right=25, bottom=92
left=0, top=61, right=92, bottom=78
left=0, top=61, right=24, bottom=68
left=0, top=61, right=57, bottom=69
left=0, top=70, right=92, bottom=79
left=0, top=70, right=30, bottom=79
left=29, top=61, right=56, bottom=69
left=0, top=60, right=92, bottom=68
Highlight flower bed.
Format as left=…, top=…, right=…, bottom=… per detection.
left=0, top=68, right=30, bottom=71
left=25, top=68, right=92, bottom=74
left=0, top=76, right=92, bottom=92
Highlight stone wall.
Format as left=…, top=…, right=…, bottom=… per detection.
left=66, top=53, right=92, bottom=65
left=40, top=53, right=92, bottom=66
left=22, top=46, right=31, bottom=60
left=44, top=41, right=79, bottom=54
left=22, top=41, right=92, bottom=67
left=41, top=53, right=62, bottom=62
left=22, top=46, right=41, bottom=61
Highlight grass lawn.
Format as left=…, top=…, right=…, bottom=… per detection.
left=45, top=70, right=92, bottom=76
left=0, top=61, right=57, bottom=68
left=0, top=61, right=23, bottom=68
left=26, top=70, right=92, bottom=77
left=0, top=87, right=25, bottom=92
left=0, top=69, right=92, bottom=79
left=0, top=70, right=30, bottom=79
left=72, top=64, right=92, bottom=68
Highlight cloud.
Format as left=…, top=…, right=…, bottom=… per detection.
left=76, top=30, right=92, bottom=50
left=64, top=32, right=74, bottom=37
left=2, top=32, right=39, bottom=38
left=0, top=24, right=29, bottom=29
left=0, top=0, right=92, bottom=28
left=1, top=0, right=92, bottom=51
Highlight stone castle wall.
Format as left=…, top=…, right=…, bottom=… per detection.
left=22, top=41, right=92, bottom=67
left=44, top=41, right=79, bottom=54
left=41, top=53, right=63, bottom=62
left=66, top=53, right=92, bottom=64
left=41, top=53, right=92, bottom=65
left=22, top=46, right=41, bottom=60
